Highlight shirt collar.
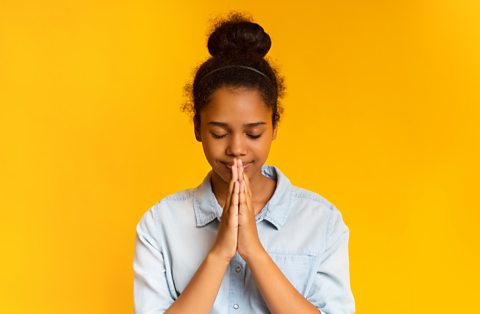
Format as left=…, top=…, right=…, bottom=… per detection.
left=193, top=164, right=293, bottom=230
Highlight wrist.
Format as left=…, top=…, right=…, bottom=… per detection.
left=242, top=246, right=268, bottom=265
left=208, top=249, right=233, bottom=265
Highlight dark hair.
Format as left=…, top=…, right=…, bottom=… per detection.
left=181, top=11, right=286, bottom=135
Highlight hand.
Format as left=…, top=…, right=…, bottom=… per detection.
left=236, top=159, right=264, bottom=261
left=209, top=159, right=239, bottom=262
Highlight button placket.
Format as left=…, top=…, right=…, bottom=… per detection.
left=229, top=253, right=245, bottom=312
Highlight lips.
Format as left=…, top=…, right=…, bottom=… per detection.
left=221, top=161, right=253, bottom=169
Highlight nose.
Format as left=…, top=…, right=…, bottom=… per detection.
left=225, top=133, right=247, bottom=157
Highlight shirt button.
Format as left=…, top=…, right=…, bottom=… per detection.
left=233, top=304, right=239, bottom=309
left=235, top=265, right=242, bottom=273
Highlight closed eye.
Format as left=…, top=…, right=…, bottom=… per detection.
left=211, top=133, right=227, bottom=139
left=211, top=133, right=262, bottom=139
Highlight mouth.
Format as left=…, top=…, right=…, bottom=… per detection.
left=221, top=161, right=253, bottom=170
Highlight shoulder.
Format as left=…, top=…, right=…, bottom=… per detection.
left=290, top=185, right=338, bottom=213
left=136, top=188, right=195, bottom=230
left=159, top=188, right=194, bottom=202
left=289, top=185, right=349, bottom=231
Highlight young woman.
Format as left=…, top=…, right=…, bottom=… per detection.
left=133, top=12, right=355, bottom=314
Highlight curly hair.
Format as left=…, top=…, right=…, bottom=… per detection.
left=181, top=11, right=286, bottom=133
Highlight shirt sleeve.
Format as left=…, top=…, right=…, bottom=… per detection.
left=133, top=207, right=175, bottom=314
left=306, top=207, right=355, bottom=314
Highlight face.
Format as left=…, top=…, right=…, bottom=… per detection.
left=195, top=85, right=278, bottom=184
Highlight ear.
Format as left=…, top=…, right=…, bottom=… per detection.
left=272, top=125, right=278, bottom=140
left=194, top=122, right=202, bottom=142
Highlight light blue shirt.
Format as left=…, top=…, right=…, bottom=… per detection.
left=133, top=165, right=355, bottom=314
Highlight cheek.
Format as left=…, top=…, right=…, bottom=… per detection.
left=202, top=140, right=223, bottom=157
left=255, top=138, right=273, bottom=152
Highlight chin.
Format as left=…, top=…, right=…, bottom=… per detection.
left=211, top=164, right=230, bottom=183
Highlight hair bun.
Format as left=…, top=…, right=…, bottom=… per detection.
left=207, top=16, right=271, bottom=59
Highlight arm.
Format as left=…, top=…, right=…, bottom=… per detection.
left=236, top=161, right=354, bottom=314
left=245, top=249, right=320, bottom=314
left=133, top=208, right=176, bottom=313
left=133, top=208, right=231, bottom=314
left=134, top=162, right=241, bottom=314
left=165, top=252, right=230, bottom=314
left=244, top=208, right=355, bottom=314
left=236, top=162, right=319, bottom=313
left=166, top=171, right=241, bottom=313
left=305, top=208, right=355, bottom=314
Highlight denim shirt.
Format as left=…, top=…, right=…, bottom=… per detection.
left=133, top=165, right=355, bottom=314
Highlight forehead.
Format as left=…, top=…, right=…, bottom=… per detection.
left=201, top=86, right=272, bottom=124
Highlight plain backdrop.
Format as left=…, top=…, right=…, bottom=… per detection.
left=1, top=1, right=479, bottom=313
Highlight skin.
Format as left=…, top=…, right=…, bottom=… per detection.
left=165, top=86, right=319, bottom=314
left=194, top=85, right=278, bottom=217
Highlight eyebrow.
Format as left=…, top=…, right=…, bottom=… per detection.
left=207, top=121, right=267, bottom=129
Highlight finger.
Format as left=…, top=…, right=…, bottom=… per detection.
left=239, top=180, right=247, bottom=214
left=231, top=181, right=239, bottom=213
left=228, top=159, right=237, bottom=193
left=243, top=173, right=252, bottom=198
left=225, top=159, right=238, bottom=207
left=224, top=178, right=235, bottom=210
left=229, top=158, right=234, bottom=181
left=238, top=159, right=243, bottom=184
left=232, top=158, right=238, bottom=182
left=226, top=181, right=238, bottom=223
left=241, top=173, right=253, bottom=213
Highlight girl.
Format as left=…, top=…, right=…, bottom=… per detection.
left=133, top=12, right=355, bottom=314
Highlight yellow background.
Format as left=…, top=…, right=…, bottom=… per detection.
left=1, top=1, right=479, bottom=313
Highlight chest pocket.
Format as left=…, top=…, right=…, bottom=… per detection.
left=268, top=252, right=317, bottom=296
